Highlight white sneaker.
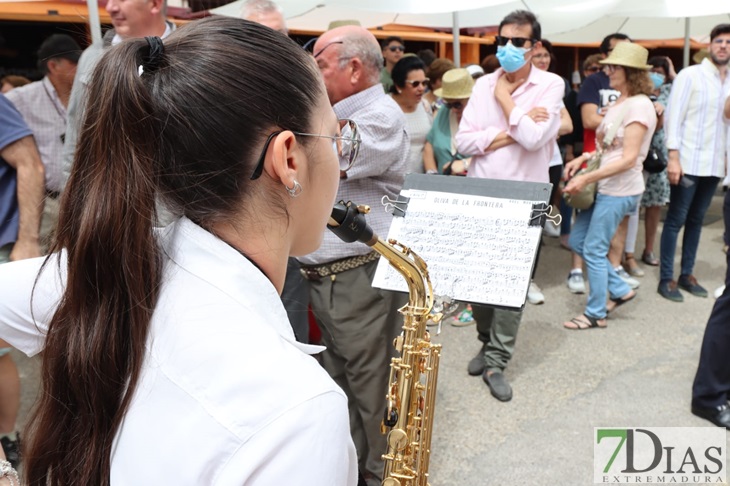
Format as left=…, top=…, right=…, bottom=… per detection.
left=527, top=281, right=545, bottom=304
left=542, top=222, right=560, bottom=238
left=615, top=266, right=640, bottom=289
left=567, top=271, right=586, bottom=294
left=714, top=285, right=725, bottom=299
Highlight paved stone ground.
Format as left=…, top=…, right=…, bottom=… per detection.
left=10, top=191, right=730, bottom=485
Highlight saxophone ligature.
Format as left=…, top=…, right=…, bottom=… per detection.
left=328, top=200, right=442, bottom=486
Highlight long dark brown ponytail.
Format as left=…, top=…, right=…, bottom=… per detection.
left=24, top=17, right=324, bottom=485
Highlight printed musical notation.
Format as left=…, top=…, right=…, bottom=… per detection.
left=372, top=189, right=542, bottom=308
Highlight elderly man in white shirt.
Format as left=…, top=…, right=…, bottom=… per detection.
left=659, top=23, right=730, bottom=302
left=5, top=34, right=80, bottom=251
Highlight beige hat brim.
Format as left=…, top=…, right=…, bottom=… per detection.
left=599, top=58, right=652, bottom=70
left=433, top=87, right=471, bottom=99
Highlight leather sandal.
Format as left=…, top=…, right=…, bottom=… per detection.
left=624, top=254, right=644, bottom=277
left=563, top=314, right=607, bottom=330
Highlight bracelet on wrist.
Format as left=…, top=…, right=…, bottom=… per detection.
left=0, top=460, right=19, bottom=486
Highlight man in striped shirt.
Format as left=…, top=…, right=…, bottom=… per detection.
left=659, top=23, right=730, bottom=302
left=5, top=34, right=80, bottom=252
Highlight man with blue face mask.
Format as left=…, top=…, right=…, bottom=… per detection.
left=455, top=9, right=564, bottom=402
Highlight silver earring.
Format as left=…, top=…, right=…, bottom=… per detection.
left=285, top=180, right=302, bottom=198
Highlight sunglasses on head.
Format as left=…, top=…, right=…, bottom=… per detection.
left=405, top=78, right=429, bottom=88
left=388, top=45, right=405, bottom=52
left=444, top=101, right=464, bottom=110
left=495, top=36, right=535, bottom=48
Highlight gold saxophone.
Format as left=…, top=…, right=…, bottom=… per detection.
left=328, top=201, right=441, bottom=486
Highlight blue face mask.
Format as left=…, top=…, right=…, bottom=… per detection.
left=496, top=43, right=529, bottom=73
left=649, top=72, right=665, bottom=89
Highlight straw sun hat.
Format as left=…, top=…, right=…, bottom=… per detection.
left=433, top=68, right=474, bottom=99
left=599, top=42, right=652, bottom=70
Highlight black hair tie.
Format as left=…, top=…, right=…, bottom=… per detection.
left=142, top=36, right=164, bottom=75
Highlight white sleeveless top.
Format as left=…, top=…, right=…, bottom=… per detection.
left=403, top=102, right=433, bottom=174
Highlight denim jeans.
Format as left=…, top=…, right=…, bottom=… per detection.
left=569, top=193, right=639, bottom=319
left=659, top=175, right=720, bottom=282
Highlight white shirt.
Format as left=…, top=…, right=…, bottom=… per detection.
left=665, top=58, right=730, bottom=177
left=0, top=217, right=358, bottom=485
left=5, top=77, right=67, bottom=192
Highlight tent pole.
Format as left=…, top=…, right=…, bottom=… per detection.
left=453, top=11, right=460, bottom=67
left=87, top=0, right=103, bottom=45
left=683, top=17, right=690, bottom=68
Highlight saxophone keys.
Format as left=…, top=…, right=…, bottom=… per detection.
left=386, top=428, right=408, bottom=451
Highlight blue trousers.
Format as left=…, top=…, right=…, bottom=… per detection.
left=569, top=193, right=638, bottom=319
left=691, top=189, right=730, bottom=408
left=659, top=175, right=720, bottom=282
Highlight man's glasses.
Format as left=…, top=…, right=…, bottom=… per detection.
left=387, top=45, right=405, bottom=52
left=250, top=119, right=361, bottom=180
left=495, top=36, right=535, bottom=48
left=585, top=66, right=600, bottom=73
left=444, top=101, right=464, bottom=110
left=405, top=79, right=429, bottom=88
left=602, top=64, right=622, bottom=74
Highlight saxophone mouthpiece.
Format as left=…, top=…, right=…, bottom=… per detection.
left=327, top=200, right=376, bottom=245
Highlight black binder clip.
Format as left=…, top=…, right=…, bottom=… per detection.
left=529, top=202, right=562, bottom=227
left=382, top=195, right=410, bottom=218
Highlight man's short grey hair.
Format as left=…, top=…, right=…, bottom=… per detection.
left=337, top=34, right=384, bottom=85
left=240, top=0, right=283, bottom=19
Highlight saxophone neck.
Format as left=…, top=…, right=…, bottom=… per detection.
left=327, top=200, right=432, bottom=312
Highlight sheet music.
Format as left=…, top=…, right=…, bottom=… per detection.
left=372, top=188, right=542, bottom=308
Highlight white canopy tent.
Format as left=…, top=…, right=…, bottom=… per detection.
left=210, top=0, right=615, bottom=66
left=548, top=1, right=730, bottom=66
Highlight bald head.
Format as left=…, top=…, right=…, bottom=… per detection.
left=313, top=26, right=383, bottom=104
left=241, top=0, right=286, bottom=34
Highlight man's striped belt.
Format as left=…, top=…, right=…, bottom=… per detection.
left=300, top=251, right=380, bottom=281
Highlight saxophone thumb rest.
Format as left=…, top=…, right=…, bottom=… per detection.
left=327, top=200, right=377, bottom=246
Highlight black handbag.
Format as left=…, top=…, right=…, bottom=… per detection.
left=643, top=148, right=667, bottom=174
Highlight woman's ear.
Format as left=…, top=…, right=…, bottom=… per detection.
left=263, top=131, right=301, bottom=189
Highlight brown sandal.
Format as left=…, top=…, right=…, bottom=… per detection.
left=624, top=254, right=645, bottom=277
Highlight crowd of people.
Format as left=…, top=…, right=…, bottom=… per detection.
left=0, top=0, right=728, bottom=484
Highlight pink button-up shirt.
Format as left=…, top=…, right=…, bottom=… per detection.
left=455, top=66, right=565, bottom=183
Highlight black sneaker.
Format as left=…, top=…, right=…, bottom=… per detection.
left=0, top=433, right=20, bottom=469
left=678, top=274, right=708, bottom=297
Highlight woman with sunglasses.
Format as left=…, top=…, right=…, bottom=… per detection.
left=0, top=17, right=358, bottom=485
left=562, top=42, right=657, bottom=330
left=423, top=68, right=474, bottom=176
left=390, top=56, right=433, bottom=174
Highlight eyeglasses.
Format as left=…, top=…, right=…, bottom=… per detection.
left=387, top=45, right=405, bottom=52
left=495, top=36, right=535, bottom=48
left=405, top=78, right=429, bottom=88
left=250, top=119, right=361, bottom=180
left=712, top=38, right=730, bottom=45
left=602, top=64, right=623, bottom=74
left=585, top=66, right=600, bottom=73
left=444, top=101, right=464, bottom=110
left=532, top=52, right=551, bottom=60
